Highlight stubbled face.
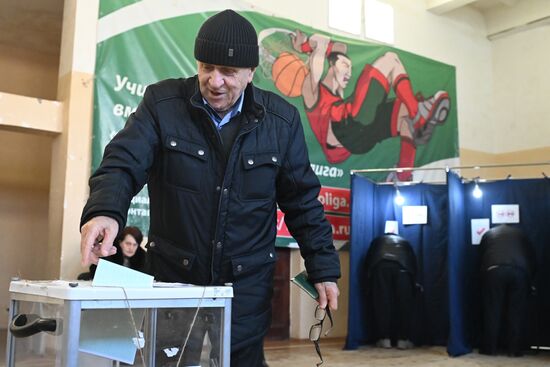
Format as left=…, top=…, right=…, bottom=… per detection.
left=120, top=234, right=139, bottom=258
left=197, top=61, right=255, bottom=115
left=333, top=55, right=352, bottom=89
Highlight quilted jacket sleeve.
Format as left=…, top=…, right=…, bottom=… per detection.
left=276, top=106, right=341, bottom=283
left=80, top=86, right=160, bottom=230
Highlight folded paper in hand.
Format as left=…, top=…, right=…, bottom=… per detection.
left=290, top=270, right=318, bottom=300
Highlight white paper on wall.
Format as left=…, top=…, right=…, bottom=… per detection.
left=384, top=220, right=399, bottom=234
left=491, top=204, right=520, bottom=224
left=471, top=218, right=490, bottom=245
left=402, top=206, right=428, bottom=225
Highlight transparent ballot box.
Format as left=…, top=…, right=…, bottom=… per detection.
left=6, top=280, right=232, bottom=367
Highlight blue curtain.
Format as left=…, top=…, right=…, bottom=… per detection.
left=345, top=174, right=449, bottom=349
left=447, top=171, right=472, bottom=356
left=447, top=173, right=550, bottom=355
left=345, top=174, right=375, bottom=349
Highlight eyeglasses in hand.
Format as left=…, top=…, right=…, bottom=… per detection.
left=309, top=305, right=333, bottom=366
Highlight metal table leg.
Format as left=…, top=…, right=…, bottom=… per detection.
left=145, top=308, right=157, bottom=366
left=6, top=298, right=18, bottom=367
left=61, top=300, right=81, bottom=367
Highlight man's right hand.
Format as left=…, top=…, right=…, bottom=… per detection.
left=80, top=216, right=119, bottom=266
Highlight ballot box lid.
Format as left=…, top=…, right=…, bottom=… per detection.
left=9, top=280, right=233, bottom=300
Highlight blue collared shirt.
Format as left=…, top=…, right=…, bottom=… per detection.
left=202, top=93, right=244, bottom=130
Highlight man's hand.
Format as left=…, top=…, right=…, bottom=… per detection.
left=314, top=281, right=340, bottom=311
left=80, top=216, right=119, bottom=266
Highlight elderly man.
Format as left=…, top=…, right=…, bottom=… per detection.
left=80, top=9, right=340, bottom=367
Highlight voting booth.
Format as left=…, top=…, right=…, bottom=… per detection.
left=6, top=280, right=233, bottom=367
left=345, top=167, right=550, bottom=356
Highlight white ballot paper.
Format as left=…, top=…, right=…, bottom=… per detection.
left=79, top=260, right=153, bottom=363
left=92, top=259, right=154, bottom=288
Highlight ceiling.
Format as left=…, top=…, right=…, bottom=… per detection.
left=427, top=0, right=519, bottom=13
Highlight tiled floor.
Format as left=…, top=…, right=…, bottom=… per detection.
left=3, top=330, right=550, bottom=366
left=263, top=338, right=550, bottom=367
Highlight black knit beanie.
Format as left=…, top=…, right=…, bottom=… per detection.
left=194, top=9, right=259, bottom=68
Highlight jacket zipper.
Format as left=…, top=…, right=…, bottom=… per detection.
left=210, top=114, right=261, bottom=284
left=190, top=96, right=265, bottom=284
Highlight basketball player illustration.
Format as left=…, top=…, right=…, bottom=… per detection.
left=284, top=30, right=450, bottom=181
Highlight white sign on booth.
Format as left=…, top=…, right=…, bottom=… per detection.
left=491, top=204, right=520, bottom=224
left=384, top=220, right=399, bottom=234
left=402, top=206, right=428, bottom=225
left=471, top=218, right=490, bottom=245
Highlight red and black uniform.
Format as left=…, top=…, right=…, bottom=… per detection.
left=305, top=65, right=398, bottom=164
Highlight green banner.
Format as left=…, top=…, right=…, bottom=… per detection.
left=93, top=4, right=458, bottom=239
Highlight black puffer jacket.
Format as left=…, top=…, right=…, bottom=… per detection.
left=365, top=234, right=417, bottom=278
left=480, top=224, right=536, bottom=280
left=81, top=76, right=341, bottom=350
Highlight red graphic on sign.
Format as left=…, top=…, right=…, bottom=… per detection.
left=318, top=186, right=350, bottom=214
left=277, top=210, right=350, bottom=241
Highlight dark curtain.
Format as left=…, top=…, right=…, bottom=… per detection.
left=447, top=171, right=472, bottom=356
left=447, top=172, right=550, bottom=356
left=345, top=174, right=449, bottom=349
left=345, top=174, right=374, bottom=349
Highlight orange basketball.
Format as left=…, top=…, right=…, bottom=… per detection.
left=271, top=52, right=309, bottom=97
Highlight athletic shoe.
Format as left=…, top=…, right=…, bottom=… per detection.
left=408, top=91, right=450, bottom=145
left=397, top=339, right=414, bottom=350
left=376, top=338, right=392, bottom=349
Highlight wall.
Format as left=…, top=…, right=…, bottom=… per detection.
left=0, top=0, right=62, bottom=328
left=460, top=146, right=550, bottom=180
left=0, top=130, right=52, bottom=327
left=491, top=25, right=550, bottom=153
left=459, top=24, right=550, bottom=173
left=0, top=42, right=59, bottom=328
left=0, top=45, right=59, bottom=101
left=0, top=0, right=59, bottom=328
left=290, top=249, right=350, bottom=338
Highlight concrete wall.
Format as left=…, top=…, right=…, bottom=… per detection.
left=0, top=130, right=52, bottom=327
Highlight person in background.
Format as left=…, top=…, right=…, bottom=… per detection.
left=479, top=224, right=536, bottom=357
left=78, top=226, right=145, bottom=280
left=365, top=233, right=418, bottom=349
left=79, top=9, right=340, bottom=367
